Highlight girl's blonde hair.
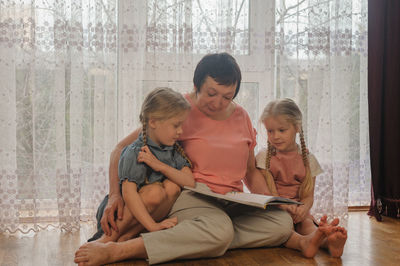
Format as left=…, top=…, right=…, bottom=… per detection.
left=139, top=87, right=192, bottom=168
left=260, top=98, right=312, bottom=199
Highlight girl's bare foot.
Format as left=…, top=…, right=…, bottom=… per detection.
left=299, top=227, right=327, bottom=258
left=74, top=242, right=117, bottom=266
left=319, top=215, right=339, bottom=227
left=318, top=215, right=347, bottom=257
left=326, top=226, right=347, bottom=257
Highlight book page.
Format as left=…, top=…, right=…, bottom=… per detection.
left=184, top=183, right=301, bottom=209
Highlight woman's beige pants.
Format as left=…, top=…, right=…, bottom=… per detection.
left=141, top=184, right=293, bottom=264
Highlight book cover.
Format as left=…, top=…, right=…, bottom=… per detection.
left=184, top=183, right=302, bottom=209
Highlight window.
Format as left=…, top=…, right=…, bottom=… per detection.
left=146, top=0, right=250, bottom=54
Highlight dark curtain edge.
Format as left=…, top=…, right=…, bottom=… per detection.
left=368, top=0, right=400, bottom=220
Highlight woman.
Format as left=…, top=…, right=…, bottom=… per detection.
left=75, top=53, right=326, bottom=266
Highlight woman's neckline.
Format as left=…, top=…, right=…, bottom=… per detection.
left=187, top=92, right=237, bottom=121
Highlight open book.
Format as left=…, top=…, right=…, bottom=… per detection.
left=184, top=183, right=302, bottom=209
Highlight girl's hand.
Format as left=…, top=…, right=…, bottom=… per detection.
left=292, top=205, right=309, bottom=224
left=137, top=145, right=164, bottom=172
left=148, top=217, right=178, bottom=232
left=279, top=204, right=297, bottom=219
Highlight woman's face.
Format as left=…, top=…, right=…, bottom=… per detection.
left=194, top=76, right=236, bottom=119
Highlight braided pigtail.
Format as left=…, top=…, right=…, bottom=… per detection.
left=264, top=141, right=279, bottom=196
left=140, top=119, right=150, bottom=184
left=298, top=128, right=313, bottom=199
left=141, top=120, right=148, bottom=147
left=174, top=142, right=192, bottom=169
left=265, top=141, right=272, bottom=170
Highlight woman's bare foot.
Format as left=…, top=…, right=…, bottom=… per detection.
left=95, top=234, right=113, bottom=244
left=74, top=242, right=117, bottom=266
left=326, top=226, right=347, bottom=257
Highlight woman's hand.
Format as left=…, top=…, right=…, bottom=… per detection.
left=100, top=193, right=125, bottom=236
left=137, top=146, right=164, bottom=172
left=147, top=217, right=178, bottom=232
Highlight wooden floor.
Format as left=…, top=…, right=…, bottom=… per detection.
left=1, top=211, right=399, bottom=265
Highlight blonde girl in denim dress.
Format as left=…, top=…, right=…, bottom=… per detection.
left=89, top=87, right=194, bottom=243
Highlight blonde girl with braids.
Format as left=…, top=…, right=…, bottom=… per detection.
left=256, top=98, right=347, bottom=257
left=88, top=87, right=194, bottom=243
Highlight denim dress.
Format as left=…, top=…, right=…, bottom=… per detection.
left=88, top=133, right=190, bottom=241
left=118, top=133, right=190, bottom=189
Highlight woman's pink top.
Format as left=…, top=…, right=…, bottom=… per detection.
left=179, top=94, right=257, bottom=194
left=255, top=148, right=323, bottom=201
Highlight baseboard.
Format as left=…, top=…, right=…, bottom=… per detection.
left=348, top=206, right=369, bottom=212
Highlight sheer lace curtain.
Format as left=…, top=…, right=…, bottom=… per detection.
left=270, top=0, right=369, bottom=224
left=118, top=0, right=369, bottom=226
left=0, top=0, right=368, bottom=235
left=0, top=0, right=117, bottom=234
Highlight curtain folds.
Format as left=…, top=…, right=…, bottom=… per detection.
left=118, top=0, right=369, bottom=226
left=0, top=0, right=369, bottom=235
left=368, top=0, right=400, bottom=220
left=272, top=0, right=369, bottom=224
left=0, top=0, right=118, bottom=234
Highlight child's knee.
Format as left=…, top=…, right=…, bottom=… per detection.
left=163, top=180, right=181, bottom=200
left=295, top=217, right=317, bottom=235
left=141, top=184, right=167, bottom=209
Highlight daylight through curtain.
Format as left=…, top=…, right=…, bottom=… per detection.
left=0, top=0, right=368, bottom=234
left=0, top=0, right=117, bottom=234
left=118, top=0, right=369, bottom=226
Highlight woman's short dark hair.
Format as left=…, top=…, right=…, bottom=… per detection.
left=193, top=52, right=241, bottom=99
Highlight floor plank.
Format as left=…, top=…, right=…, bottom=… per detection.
left=1, top=211, right=399, bottom=265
